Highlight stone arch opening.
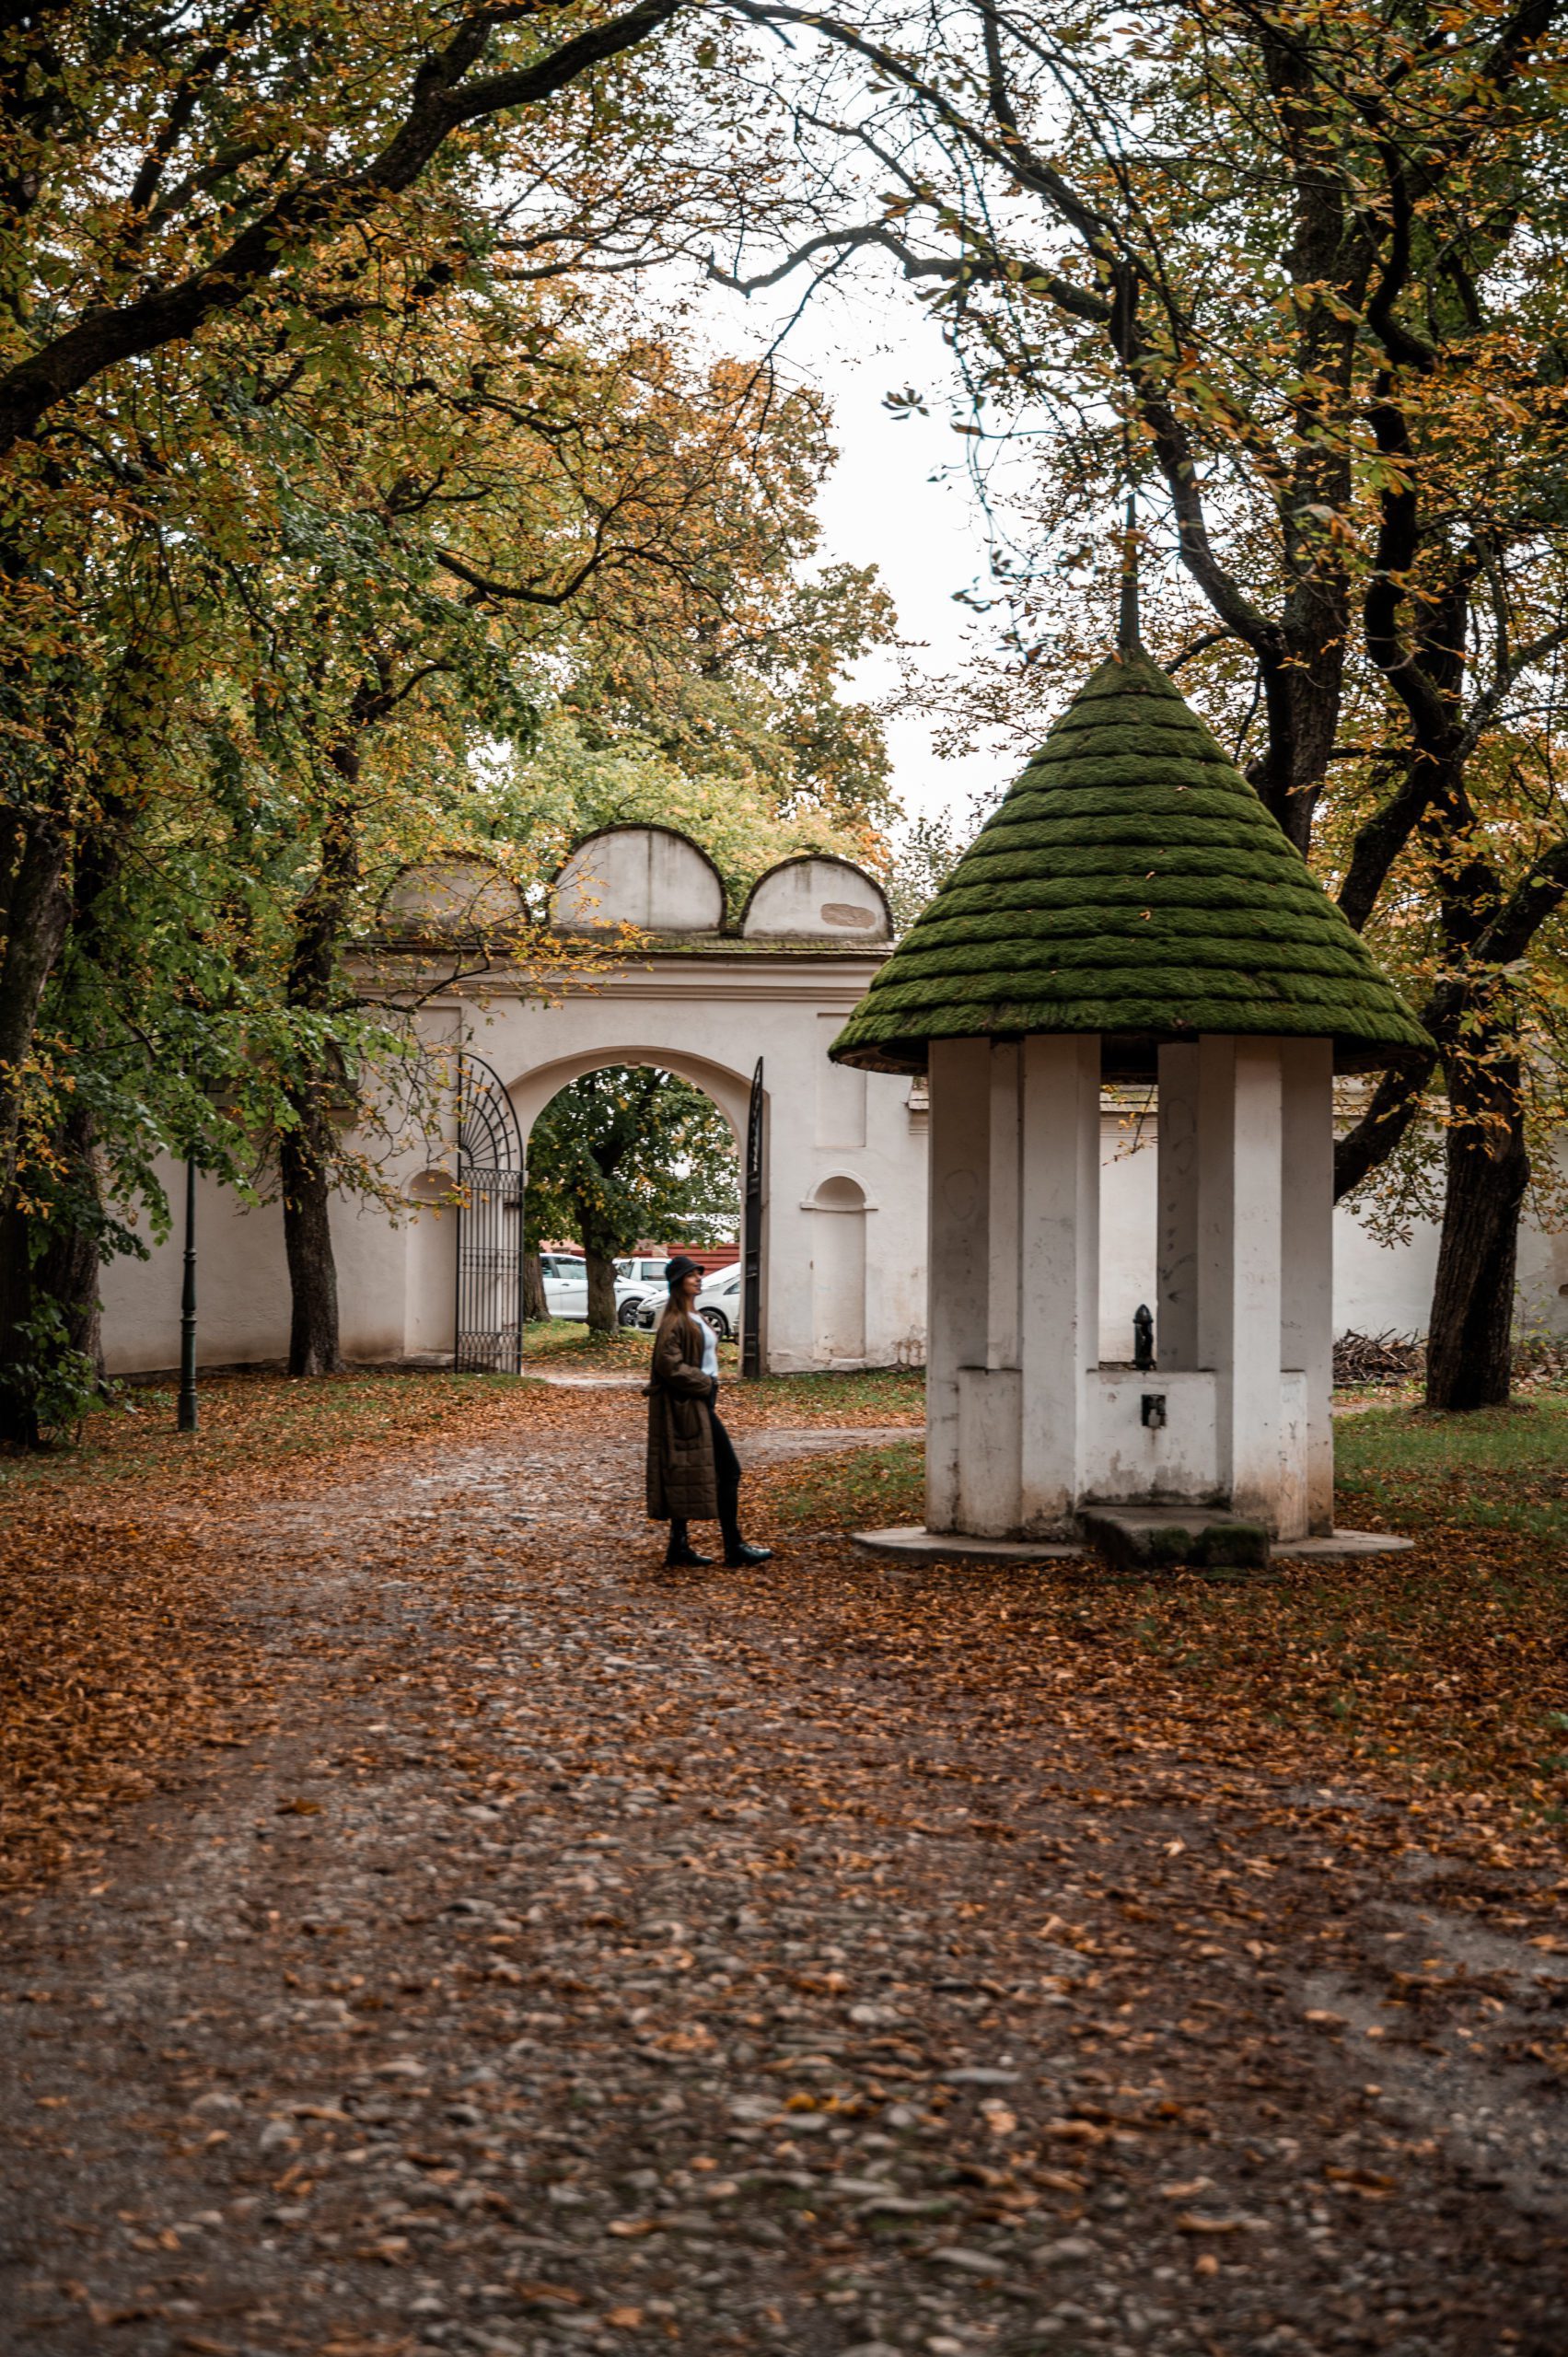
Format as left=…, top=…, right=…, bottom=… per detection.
left=509, top=1046, right=751, bottom=1151
left=516, top=1051, right=752, bottom=1341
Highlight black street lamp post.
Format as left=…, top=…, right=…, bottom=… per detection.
left=177, top=1154, right=198, bottom=1434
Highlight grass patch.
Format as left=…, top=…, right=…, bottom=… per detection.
left=0, top=1367, right=533, bottom=1515
left=523, top=1318, right=738, bottom=1372
left=738, top=1365, right=925, bottom=1425
left=1334, top=1394, right=1568, bottom=1545
left=766, top=1437, right=924, bottom=1527
left=522, top=1322, right=924, bottom=1423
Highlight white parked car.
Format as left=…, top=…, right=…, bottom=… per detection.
left=612, top=1255, right=679, bottom=1329
left=635, top=1264, right=742, bottom=1339
left=539, top=1253, right=588, bottom=1318
left=538, top=1252, right=672, bottom=1324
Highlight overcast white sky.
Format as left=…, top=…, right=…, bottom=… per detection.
left=703, top=265, right=1013, bottom=828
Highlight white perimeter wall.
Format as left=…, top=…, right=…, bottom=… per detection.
left=101, top=1059, right=1568, bottom=1376
left=101, top=951, right=930, bottom=1376
left=1098, top=1119, right=1568, bottom=1358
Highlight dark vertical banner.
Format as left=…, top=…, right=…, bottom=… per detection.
left=741, top=1057, right=764, bottom=1379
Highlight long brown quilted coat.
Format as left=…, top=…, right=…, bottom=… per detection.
left=645, top=1308, right=717, bottom=1522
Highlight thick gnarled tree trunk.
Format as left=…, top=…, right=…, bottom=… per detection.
left=280, top=731, right=365, bottom=1380
left=33, top=1092, right=105, bottom=1381
left=1424, top=1052, right=1529, bottom=1412
left=282, top=1100, right=342, bottom=1377
left=0, top=813, right=75, bottom=1439
left=0, top=814, right=73, bottom=1184
left=0, top=1203, right=35, bottom=1446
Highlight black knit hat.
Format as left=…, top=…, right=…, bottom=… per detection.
left=664, top=1255, right=703, bottom=1286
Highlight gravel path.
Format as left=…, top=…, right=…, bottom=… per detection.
left=2, top=1395, right=1564, bottom=2357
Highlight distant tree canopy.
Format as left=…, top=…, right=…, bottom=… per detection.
left=885, top=813, right=965, bottom=935
left=496, top=553, right=899, bottom=912
left=526, top=1068, right=739, bottom=1329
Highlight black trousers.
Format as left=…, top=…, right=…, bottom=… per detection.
left=668, top=1399, right=742, bottom=1557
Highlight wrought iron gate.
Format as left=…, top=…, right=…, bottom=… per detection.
left=741, top=1056, right=764, bottom=1379
left=454, top=1052, right=525, bottom=1374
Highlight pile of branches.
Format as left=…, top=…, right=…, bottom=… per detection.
left=1333, top=1329, right=1424, bottom=1387
left=1513, top=1330, right=1568, bottom=1386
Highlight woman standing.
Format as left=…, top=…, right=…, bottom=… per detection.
left=646, top=1256, right=772, bottom=1569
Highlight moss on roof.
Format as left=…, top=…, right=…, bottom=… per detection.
left=831, top=648, right=1433, bottom=1077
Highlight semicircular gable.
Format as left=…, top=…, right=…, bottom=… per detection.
left=740, top=854, right=890, bottom=942
left=551, top=826, right=726, bottom=934
left=378, top=859, right=523, bottom=936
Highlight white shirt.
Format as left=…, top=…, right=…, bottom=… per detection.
left=691, top=1313, right=718, bottom=1380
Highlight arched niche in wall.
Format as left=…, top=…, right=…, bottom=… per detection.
left=405, top=1166, right=459, bottom=1206
left=378, top=860, right=524, bottom=937
left=805, top=1172, right=869, bottom=1363
left=551, top=826, right=726, bottom=935
left=740, top=855, right=890, bottom=943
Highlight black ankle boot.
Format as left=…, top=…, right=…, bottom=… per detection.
left=665, top=1540, right=714, bottom=1567
left=725, top=1540, right=772, bottom=1567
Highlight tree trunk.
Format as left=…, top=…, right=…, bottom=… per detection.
left=586, top=1248, right=618, bottom=1334
left=0, top=1091, right=107, bottom=1445
left=280, top=738, right=364, bottom=1381
left=32, top=1092, right=104, bottom=1382
left=282, top=1103, right=343, bottom=1376
left=522, top=1250, right=548, bottom=1322
left=1424, top=1051, right=1529, bottom=1412
left=0, top=813, right=72, bottom=1188
left=0, top=1197, right=36, bottom=1446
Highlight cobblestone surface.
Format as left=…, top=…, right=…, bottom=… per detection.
left=2, top=1394, right=1564, bottom=2357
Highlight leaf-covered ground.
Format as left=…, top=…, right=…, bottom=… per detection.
left=1, top=1375, right=1564, bottom=2357
left=749, top=1399, right=1568, bottom=1830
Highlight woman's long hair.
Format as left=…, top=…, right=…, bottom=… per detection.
left=655, top=1282, right=693, bottom=1349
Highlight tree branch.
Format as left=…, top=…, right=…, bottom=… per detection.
left=705, top=219, right=1110, bottom=322
left=1333, top=1051, right=1435, bottom=1201
left=0, top=0, right=681, bottom=458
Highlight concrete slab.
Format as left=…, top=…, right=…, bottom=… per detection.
left=851, top=1525, right=1084, bottom=1563
left=1080, top=1504, right=1270, bottom=1569
left=1272, top=1528, right=1414, bottom=1558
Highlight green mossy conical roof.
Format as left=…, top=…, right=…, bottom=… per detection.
left=832, top=647, right=1432, bottom=1077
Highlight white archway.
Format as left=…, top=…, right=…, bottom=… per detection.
left=94, top=830, right=930, bottom=1376
left=516, top=1049, right=754, bottom=1344
left=508, top=1045, right=753, bottom=1149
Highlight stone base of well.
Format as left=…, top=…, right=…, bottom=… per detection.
left=851, top=1515, right=1412, bottom=1566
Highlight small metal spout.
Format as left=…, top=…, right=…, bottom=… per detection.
left=1132, top=1302, right=1155, bottom=1371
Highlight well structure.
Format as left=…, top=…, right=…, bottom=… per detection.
left=832, top=647, right=1430, bottom=1544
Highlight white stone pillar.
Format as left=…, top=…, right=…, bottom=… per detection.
left=926, top=1038, right=993, bottom=1533
left=1018, top=1033, right=1101, bottom=1532
left=1195, top=1034, right=1236, bottom=1390
left=949, top=1042, right=1025, bottom=1536
left=1197, top=1037, right=1286, bottom=1527
left=1229, top=1039, right=1285, bottom=1526
left=987, top=1042, right=1022, bottom=1369
left=1156, top=1042, right=1200, bottom=1369
left=1281, top=1038, right=1335, bottom=1534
